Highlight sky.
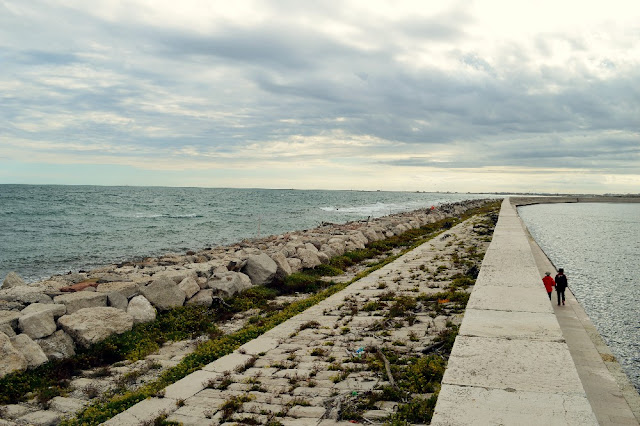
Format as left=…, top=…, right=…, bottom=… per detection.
left=1, top=0, right=639, bottom=193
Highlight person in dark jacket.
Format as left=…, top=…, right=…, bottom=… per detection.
left=555, top=268, right=568, bottom=306
left=542, top=272, right=555, bottom=300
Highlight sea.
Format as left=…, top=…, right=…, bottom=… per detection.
left=0, top=184, right=496, bottom=284
left=518, top=202, right=640, bottom=392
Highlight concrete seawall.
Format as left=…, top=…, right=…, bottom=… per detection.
left=432, top=198, right=639, bottom=425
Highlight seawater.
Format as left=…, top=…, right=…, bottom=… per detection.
left=518, top=203, right=640, bottom=392
left=0, top=184, right=494, bottom=283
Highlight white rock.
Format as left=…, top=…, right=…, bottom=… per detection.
left=127, top=295, right=157, bottom=324
left=296, top=248, right=321, bottom=269
left=96, top=281, right=140, bottom=299
left=18, top=309, right=57, bottom=339
left=178, top=277, right=200, bottom=299
left=37, top=330, right=76, bottom=360
left=10, top=333, right=48, bottom=367
left=287, top=257, right=303, bottom=273
left=208, top=271, right=253, bottom=298
left=242, top=253, right=278, bottom=286
left=0, top=331, right=27, bottom=378
left=53, top=292, right=107, bottom=314
left=58, top=307, right=134, bottom=348
left=270, top=251, right=293, bottom=280
left=186, top=289, right=213, bottom=307
left=2, top=272, right=26, bottom=289
left=21, top=303, right=66, bottom=318
left=140, top=275, right=186, bottom=311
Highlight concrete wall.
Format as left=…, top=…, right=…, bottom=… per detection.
left=431, top=198, right=598, bottom=425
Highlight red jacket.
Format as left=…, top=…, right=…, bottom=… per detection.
left=542, top=275, right=555, bottom=292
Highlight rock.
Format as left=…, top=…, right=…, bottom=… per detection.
left=140, top=276, right=186, bottom=311
left=0, top=322, right=16, bottom=337
left=127, top=295, right=157, bottom=324
left=53, top=292, right=107, bottom=314
left=317, top=251, right=330, bottom=264
left=96, top=281, right=140, bottom=299
left=159, top=269, right=197, bottom=284
left=2, top=272, right=26, bottom=289
left=21, top=303, right=66, bottom=318
left=10, top=333, right=48, bottom=368
left=49, top=396, right=87, bottom=414
left=178, top=277, right=200, bottom=299
left=0, top=331, right=27, bottom=378
left=208, top=271, right=253, bottom=298
left=296, top=248, right=321, bottom=269
left=107, top=292, right=128, bottom=311
left=58, top=307, right=134, bottom=348
left=0, top=285, right=53, bottom=305
left=37, top=330, right=76, bottom=360
left=2, top=404, right=31, bottom=419
left=0, top=310, right=20, bottom=333
left=241, top=253, right=278, bottom=286
left=270, top=251, right=292, bottom=280
left=17, top=410, right=61, bottom=426
left=59, top=281, right=99, bottom=292
left=186, top=289, right=213, bottom=307
left=287, top=257, right=303, bottom=273
left=18, top=309, right=57, bottom=339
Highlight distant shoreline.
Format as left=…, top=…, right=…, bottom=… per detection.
left=511, top=195, right=640, bottom=206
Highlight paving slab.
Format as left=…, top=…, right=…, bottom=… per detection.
left=163, top=369, right=221, bottom=400
left=432, top=384, right=597, bottom=426
left=466, top=285, right=554, bottom=313
left=460, top=308, right=564, bottom=341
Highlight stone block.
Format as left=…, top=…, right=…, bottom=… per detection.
left=96, top=281, right=140, bottom=299
left=37, top=329, right=76, bottom=360
left=140, top=276, right=186, bottom=311
left=127, top=295, right=157, bottom=324
left=10, top=333, right=48, bottom=367
left=0, top=331, right=27, bottom=378
left=21, top=302, right=66, bottom=318
left=58, top=307, right=133, bottom=348
left=186, top=289, right=213, bottom=307
left=179, top=277, right=200, bottom=299
left=17, top=410, right=61, bottom=426
left=107, top=292, right=128, bottom=311
left=53, top=292, right=107, bottom=314
left=18, top=309, right=57, bottom=339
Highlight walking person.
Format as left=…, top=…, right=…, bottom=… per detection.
left=542, top=272, right=555, bottom=300
left=555, top=268, right=568, bottom=306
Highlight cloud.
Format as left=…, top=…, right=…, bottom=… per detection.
left=1, top=0, right=639, bottom=193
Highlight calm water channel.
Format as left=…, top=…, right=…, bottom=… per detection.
left=518, top=202, right=640, bottom=392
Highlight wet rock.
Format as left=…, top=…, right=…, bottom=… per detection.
left=10, top=333, right=48, bottom=368
left=58, top=307, right=133, bottom=348
left=37, top=330, right=76, bottom=361
left=53, top=292, right=107, bottom=314
left=127, top=295, right=157, bottom=324
left=0, top=331, right=27, bottom=378
left=242, top=253, right=278, bottom=286
left=2, top=271, right=26, bottom=289
left=140, top=276, right=186, bottom=311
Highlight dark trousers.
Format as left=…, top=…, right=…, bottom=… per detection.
left=557, top=289, right=565, bottom=305
left=547, top=292, right=552, bottom=300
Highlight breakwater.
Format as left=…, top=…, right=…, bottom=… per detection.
left=0, top=199, right=488, bottom=380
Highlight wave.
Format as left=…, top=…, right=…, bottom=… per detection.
left=129, top=213, right=203, bottom=219
left=320, top=201, right=433, bottom=216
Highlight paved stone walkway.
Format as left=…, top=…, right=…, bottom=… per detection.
left=104, top=215, right=491, bottom=425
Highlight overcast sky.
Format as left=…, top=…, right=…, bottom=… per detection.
left=1, top=0, right=638, bottom=193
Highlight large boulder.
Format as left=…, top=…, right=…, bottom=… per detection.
left=140, top=276, right=186, bottom=311
left=37, top=330, right=76, bottom=361
left=270, top=251, right=292, bottom=280
left=186, top=289, right=213, bottom=307
left=0, top=331, right=27, bottom=378
left=208, top=271, right=252, bottom=298
left=127, top=295, right=157, bottom=324
left=2, top=272, right=26, bottom=289
left=178, top=277, right=200, bottom=299
left=18, top=310, right=57, bottom=339
left=10, top=334, right=48, bottom=368
left=21, top=303, right=66, bottom=318
left=53, top=292, right=107, bottom=314
left=287, top=257, right=303, bottom=273
left=241, top=253, right=278, bottom=286
left=0, top=310, right=20, bottom=336
left=96, top=281, right=140, bottom=299
left=58, top=307, right=134, bottom=348
left=296, top=248, right=321, bottom=269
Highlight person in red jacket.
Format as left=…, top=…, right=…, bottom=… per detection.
left=542, top=272, right=555, bottom=300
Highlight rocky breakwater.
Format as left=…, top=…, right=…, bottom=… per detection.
left=0, top=199, right=490, bottom=379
